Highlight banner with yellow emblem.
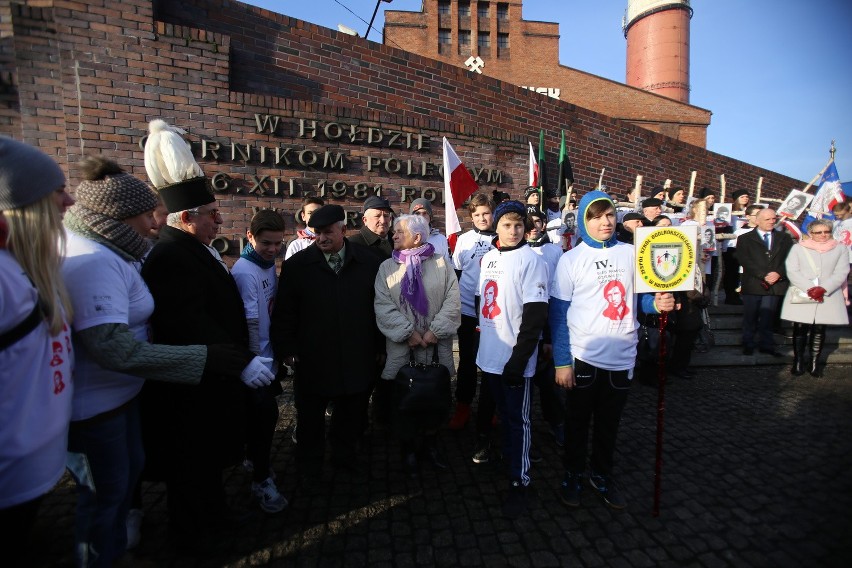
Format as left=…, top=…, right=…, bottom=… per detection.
left=634, top=225, right=698, bottom=293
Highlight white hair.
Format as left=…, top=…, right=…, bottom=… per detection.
left=394, top=214, right=430, bottom=244
left=166, top=207, right=200, bottom=228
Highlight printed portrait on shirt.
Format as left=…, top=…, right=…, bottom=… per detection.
left=601, top=280, right=629, bottom=321
left=481, top=279, right=502, bottom=320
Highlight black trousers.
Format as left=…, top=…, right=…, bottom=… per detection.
left=245, top=386, right=280, bottom=483
left=455, top=315, right=480, bottom=404
left=563, top=359, right=631, bottom=476
left=294, top=382, right=371, bottom=476
left=722, top=249, right=741, bottom=299
left=741, top=294, right=781, bottom=350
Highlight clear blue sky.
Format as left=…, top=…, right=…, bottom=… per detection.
left=242, top=1, right=851, bottom=184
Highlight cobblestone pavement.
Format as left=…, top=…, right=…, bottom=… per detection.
left=27, top=365, right=852, bottom=567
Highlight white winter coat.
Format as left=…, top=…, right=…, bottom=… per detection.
left=780, top=243, right=850, bottom=325
left=374, top=253, right=461, bottom=380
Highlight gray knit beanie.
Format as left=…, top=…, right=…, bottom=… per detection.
left=409, top=197, right=433, bottom=217
left=74, top=156, right=158, bottom=220
left=0, top=136, right=66, bottom=210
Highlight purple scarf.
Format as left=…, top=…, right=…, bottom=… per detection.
left=392, top=242, right=435, bottom=328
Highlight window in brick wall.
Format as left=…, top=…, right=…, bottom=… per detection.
left=459, top=1, right=471, bottom=17
left=439, top=28, right=451, bottom=45
left=497, top=3, right=508, bottom=21
left=478, top=2, right=489, bottom=20
left=497, top=32, right=509, bottom=48
left=478, top=31, right=490, bottom=49
left=438, top=1, right=450, bottom=16
left=459, top=30, right=471, bottom=46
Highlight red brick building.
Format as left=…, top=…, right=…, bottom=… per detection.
left=384, top=0, right=710, bottom=147
left=0, top=0, right=801, bottom=257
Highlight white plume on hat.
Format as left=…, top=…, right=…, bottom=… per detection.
left=144, top=119, right=204, bottom=188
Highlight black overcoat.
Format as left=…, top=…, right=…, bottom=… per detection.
left=271, top=239, right=384, bottom=397
left=734, top=228, right=793, bottom=296
left=140, top=225, right=250, bottom=478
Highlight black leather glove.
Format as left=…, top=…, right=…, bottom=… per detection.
left=204, top=344, right=253, bottom=379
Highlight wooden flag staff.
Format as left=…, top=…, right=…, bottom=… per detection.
left=687, top=171, right=697, bottom=200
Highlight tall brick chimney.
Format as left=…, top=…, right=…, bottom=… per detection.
left=624, top=0, right=693, bottom=103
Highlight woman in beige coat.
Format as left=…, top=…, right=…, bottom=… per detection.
left=374, top=214, right=461, bottom=478
left=781, top=219, right=850, bottom=377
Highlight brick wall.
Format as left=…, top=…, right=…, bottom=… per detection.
left=1, top=0, right=804, bottom=256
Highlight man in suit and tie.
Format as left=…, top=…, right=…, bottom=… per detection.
left=271, top=205, right=384, bottom=489
left=734, top=208, right=793, bottom=356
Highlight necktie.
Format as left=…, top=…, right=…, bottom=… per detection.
left=329, top=252, right=342, bottom=273
left=763, top=232, right=770, bottom=250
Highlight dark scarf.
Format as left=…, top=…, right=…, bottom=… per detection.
left=64, top=208, right=150, bottom=261
left=240, top=242, right=275, bottom=269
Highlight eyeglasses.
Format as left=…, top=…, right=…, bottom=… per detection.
left=810, top=231, right=831, bottom=235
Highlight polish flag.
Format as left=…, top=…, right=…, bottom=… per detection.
left=443, top=137, right=479, bottom=235
left=529, top=141, right=539, bottom=187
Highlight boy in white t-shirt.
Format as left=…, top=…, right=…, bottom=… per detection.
left=449, top=193, right=496, bottom=434
left=476, top=200, right=549, bottom=519
left=549, top=191, right=675, bottom=510
left=232, top=210, right=289, bottom=514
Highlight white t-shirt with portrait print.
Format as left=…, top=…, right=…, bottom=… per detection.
left=476, top=245, right=549, bottom=378
left=549, top=241, right=638, bottom=371
left=452, top=229, right=495, bottom=317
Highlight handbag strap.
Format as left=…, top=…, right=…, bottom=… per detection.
left=408, top=344, right=441, bottom=365
left=800, top=248, right=819, bottom=281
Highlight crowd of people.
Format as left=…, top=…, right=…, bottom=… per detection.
left=2, top=134, right=850, bottom=564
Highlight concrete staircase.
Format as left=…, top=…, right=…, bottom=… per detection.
left=690, top=302, right=852, bottom=367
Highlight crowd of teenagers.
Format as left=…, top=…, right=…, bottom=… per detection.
left=2, top=133, right=850, bottom=566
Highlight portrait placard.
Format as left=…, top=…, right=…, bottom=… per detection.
left=777, top=189, right=814, bottom=220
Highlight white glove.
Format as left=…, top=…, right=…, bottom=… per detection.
left=240, top=356, right=275, bottom=389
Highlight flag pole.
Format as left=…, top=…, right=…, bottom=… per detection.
left=801, top=141, right=836, bottom=194
left=653, top=309, right=669, bottom=517
left=633, top=175, right=643, bottom=209
left=598, top=168, right=606, bottom=189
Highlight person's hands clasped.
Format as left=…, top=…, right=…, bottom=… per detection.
left=407, top=330, right=428, bottom=348
left=807, top=286, right=827, bottom=303
left=422, top=330, right=438, bottom=345
left=240, top=356, right=275, bottom=388
left=764, top=271, right=781, bottom=285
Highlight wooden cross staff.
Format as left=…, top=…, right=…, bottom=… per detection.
left=687, top=171, right=697, bottom=200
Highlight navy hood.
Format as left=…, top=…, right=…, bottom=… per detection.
left=576, top=190, right=619, bottom=249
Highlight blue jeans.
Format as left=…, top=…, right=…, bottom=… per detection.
left=484, top=372, right=532, bottom=486
left=68, top=398, right=144, bottom=567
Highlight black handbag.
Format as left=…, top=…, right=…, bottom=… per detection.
left=393, top=345, right=451, bottom=422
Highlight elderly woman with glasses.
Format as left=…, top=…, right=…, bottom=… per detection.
left=374, top=214, right=461, bottom=478
left=781, top=219, right=850, bottom=377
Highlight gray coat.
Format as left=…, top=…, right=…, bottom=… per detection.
left=374, top=253, right=461, bottom=380
left=780, top=243, right=850, bottom=325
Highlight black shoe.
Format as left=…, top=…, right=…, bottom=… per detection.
left=560, top=472, right=582, bottom=507
left=588, top=472, right=626, bottom=510
left=501, top=480, right=528, bottom=519
left=471, top=436, right=492, bottom=464
left=743, top=346, right=754, bottom=356
left=670, top=367, right=695, bottom=379
left=758, top=348, right=783, bottom=358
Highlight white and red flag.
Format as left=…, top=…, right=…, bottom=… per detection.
left=529, top=141, right=539, bottom=187
left=443, top=137, right=479, bottom=235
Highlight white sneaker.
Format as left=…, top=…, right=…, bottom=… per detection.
left=251, top=477, right=288, bottom=514
left=126, top=508, right=144, bottom=549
